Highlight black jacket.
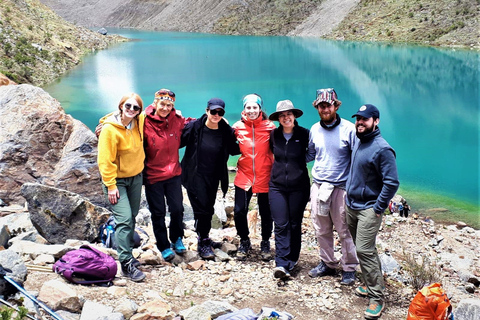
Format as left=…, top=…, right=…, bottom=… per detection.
left=180, top=113, right=239, bottom=196
left=269, top=124, right=310, bottom=190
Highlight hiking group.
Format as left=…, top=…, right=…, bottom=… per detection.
left=96, top=88, right=399, bottom=320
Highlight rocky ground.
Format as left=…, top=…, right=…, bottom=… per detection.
left=10, top=188, right=479, bottom=320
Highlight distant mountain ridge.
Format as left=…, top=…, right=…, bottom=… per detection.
left=39, top=0, right=479, bottom=48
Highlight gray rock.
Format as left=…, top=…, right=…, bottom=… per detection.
left=97, top=28, right=108, bottom=35
left=0, top=249, right=27, bottom=296
left=21, top=183, right=110, bottom=244
left=97, top=313, right=125, bottom=320
left=80, top=301, right=114, bottom=320
left=0, top=84, right=103, bottom=206
left=38, top=279, right=83, bottom=313
left=454, top=298, right=480, bottom=320
left=9, top=240, right=70, bottom=259
left=0, top=225, right=10, bottom=248
left=55, top=310, right=81, bottom=320
left=113, top=299, right=137, bottom=319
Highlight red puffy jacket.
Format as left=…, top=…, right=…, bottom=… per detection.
left=143, top=104, right=190, bottom=184
left=233, top=111, right=276, bottom=193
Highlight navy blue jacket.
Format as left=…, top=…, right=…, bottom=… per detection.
left=346, top=128, right=399, bottom=214
left=269, top=124, right=311, bottom=190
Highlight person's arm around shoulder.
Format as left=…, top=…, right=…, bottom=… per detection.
left=306, top=127, right=316, bottom=163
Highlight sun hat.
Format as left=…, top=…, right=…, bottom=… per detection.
left=268, top=100, right=303, bottom=121
left=313, top=88, right=338, bottom=106
left=207, top=97, right=225, bottom=110
left=351, top=104, right=380, bottom=119
left=243, top=94, right=263, bottom=109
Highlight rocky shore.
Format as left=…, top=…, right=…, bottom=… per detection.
left=0, top=185, right=479, bottom=320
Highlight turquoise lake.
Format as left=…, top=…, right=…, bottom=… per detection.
left=43, top=29, right=480, bottom=228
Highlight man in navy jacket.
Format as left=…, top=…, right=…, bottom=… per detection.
left=345, top=104, right=399, bottom=320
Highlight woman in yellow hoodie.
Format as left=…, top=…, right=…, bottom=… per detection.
left=97, top=92, right=146, bottom=282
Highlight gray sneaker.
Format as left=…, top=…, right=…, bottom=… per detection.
left=340, top=271, right=356, bottom=286
left=308, top=260, right=336, bottom=278
left=121, top=258, right=145, bottom=282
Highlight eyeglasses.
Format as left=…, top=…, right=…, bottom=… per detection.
left=156, top=89, right=175, bottom=98
left=124, top=103, right=141, bottom=111
left=209, top=109, right=225, bottom=116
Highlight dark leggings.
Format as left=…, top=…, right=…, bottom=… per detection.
left=269, top=185, right=310, bottom=270
left=234, top=186, right=273, bottom=241
left=186, top=173, right=219, bottom=239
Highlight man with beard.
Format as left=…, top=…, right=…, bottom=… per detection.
left=307, top=88, right=359, bottom=286
left=345, top=104, right=399, bottom=319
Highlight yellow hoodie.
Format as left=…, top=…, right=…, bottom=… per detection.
left=97, top=111, right=145, bottom=190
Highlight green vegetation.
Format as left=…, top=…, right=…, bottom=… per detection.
left=0, top=0, right=125, bottom=86
left=214, top=0, right=323, bottom=35
left=0, top=305, right=29, bottom=320
left=400, top=250, right=441, bottom=291
left=328, top=0, right=479, bottom=48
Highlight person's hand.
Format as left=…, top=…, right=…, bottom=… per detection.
left=95, top=123, right=104, bottom=138
left=175, top=109, right=182, bottom=116
left=108, top=188, right=119, bottom=205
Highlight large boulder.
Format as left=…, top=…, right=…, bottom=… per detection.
left=0, top=84, right=103, bottom=206
left=21, top=183, right=110, bottom=244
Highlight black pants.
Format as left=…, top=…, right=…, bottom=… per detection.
left=269, top=184, right=310, bottom=271
left=186, top=173, right=219, bottom=239
left=234, top=186, right=273, bottom=241
left=145, top=175, right=184, bottom=251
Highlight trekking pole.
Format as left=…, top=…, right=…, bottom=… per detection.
left=2, top=275, right=64, bottom=320
left=0, top=296, right=38, bottom=320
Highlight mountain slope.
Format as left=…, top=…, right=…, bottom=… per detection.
left=38, top=0, right=479, bottom=49
left=0, top=0, right=125, bottom=86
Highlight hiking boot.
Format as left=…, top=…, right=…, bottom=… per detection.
left=121, top=258, right=145, bottom=282
left=355, top=285, right=368, bottom=297
left=161, top=248, right=175, bottom=261
left=172, top=237, right=186, bottom=254
left=308, top=260, right=336, bottom=278
left=237, top=239, right=251, bottom=260
left=197, top=238, right=215, bottom=260
left=364, top=301, right=384, bottom=319
left=260, top=240, right=272, bottom=261
left=131, top=257, right=141, bottom=267
left=273, top=266, right=290, bottom=279
left=340, top=271, right=356, bottom=286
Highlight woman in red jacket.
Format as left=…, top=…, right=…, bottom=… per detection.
left=232, top=94, right=276, bottom=260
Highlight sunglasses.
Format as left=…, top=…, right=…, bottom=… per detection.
left=124, top=103, right=141, bottom=111
left=209, top=109, right=225, bottom=116
left=157, top=89, right=175, bottom=98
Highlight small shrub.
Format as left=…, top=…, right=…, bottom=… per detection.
left=408, top=12, right=414, bottom=18
left=401, top=250, right=441, bottom=291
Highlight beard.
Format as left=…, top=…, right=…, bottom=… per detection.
left=356, top=124, right=375, bottom=138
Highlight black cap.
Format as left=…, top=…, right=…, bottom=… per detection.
left=207, top=97, right=225, bottom=110
left=352, top=104, right=380, bottom=119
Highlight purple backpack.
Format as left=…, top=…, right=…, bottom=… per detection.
left=53, top=245, right=117, bottom=285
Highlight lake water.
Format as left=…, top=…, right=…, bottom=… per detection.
left=43, top=29, right=480, bottom=228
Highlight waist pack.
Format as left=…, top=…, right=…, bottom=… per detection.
left=407, top=283, right=453, bottom=320
left=53, top=245, right=117, bottom=285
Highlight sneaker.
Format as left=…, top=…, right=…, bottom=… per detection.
left=131, top=257, right=141, bottom=267
left=197, top=238, right=215, bottom=260
left=237, top=239, right=251, bottom=259
left=203, top=237, right=223, bottom=249
left=260, top=240, right=272, bottom=261
left=308, top=260, right=336, bottom=278
left=273, top=266, right=290, bottom=279
left=172, top=237, right=186, bottom=254
left=365, top=302, right=384, bottom=319
left=161, top=248, right=175, bottom=261
left=121, top=258, right=145, bottom=282
left=355, top=285, right=368, bottom=297
left=340, top=271, right=356, bottom=286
